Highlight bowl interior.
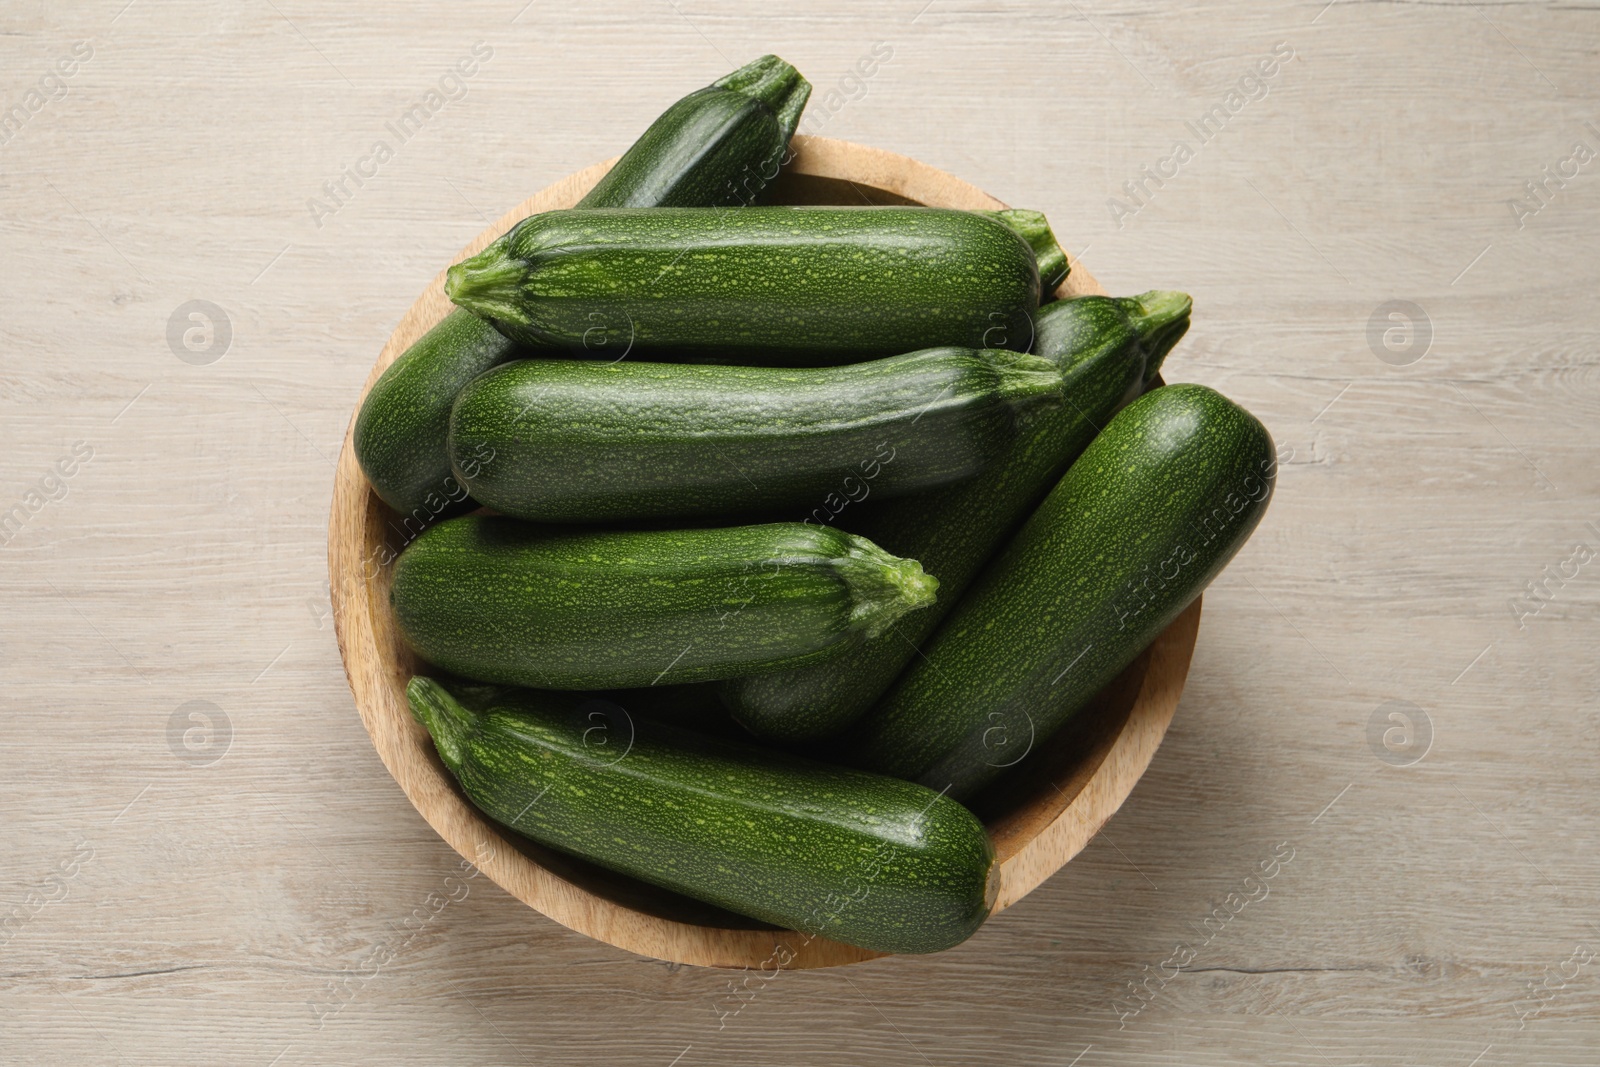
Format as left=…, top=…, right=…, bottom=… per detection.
left=329, top=135, right=1199, bottom=968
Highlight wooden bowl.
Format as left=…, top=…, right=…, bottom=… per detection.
left=328, top=136, right=1201, bottom=969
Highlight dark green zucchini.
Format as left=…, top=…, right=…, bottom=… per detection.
left=350, top=312, right=509, bottom=526
left=448, top=346, right=1065, bottom=523
left=354, top=54, right=811, bottom=517
left=579, top=54, right=809, bottom=210
left=389, top=516, right=937, bottom=690
left=407, top=678, right=996, bottom=954
left=843, top=384, right=1276, bottom=800
left=722, top=292, right=1192, bottom=743
left=444, top=206, right=1067, bottom=364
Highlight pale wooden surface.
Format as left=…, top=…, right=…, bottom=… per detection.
left=2, top=1, right=1596, bottom=1063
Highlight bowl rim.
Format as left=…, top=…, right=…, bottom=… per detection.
left=328, top=134, right=1199, bottom=969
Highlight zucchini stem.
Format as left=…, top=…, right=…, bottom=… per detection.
left=713, top=54, right=812, bottom=146
left=1128, top=290, right=1192, bottom=338
left=981, top=209, right=1069, bottom=293
left=1124, top=290, right=1193, bottom=388
left=832, top=535, right=939, bottom=640
left=406, top=676, right=477, bottom=775
left=985, top=350, right=1066, bottom=412
left=445, top=248, right=529, bottom=328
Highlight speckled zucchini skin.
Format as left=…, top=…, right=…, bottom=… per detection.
left=444, top=207, right=1055, bottom=364
left=389, top=516, right=936, bottom=690
left=353, top=310, right=510, bottom=520
left=577, top=54, right=809, bottom=210
left=406, top=678, right=997, bottom=954
left=722, top=293, right=1192, bottom=743
left=447, top=346, right=1064, bottom=523
left=353, top=55, right=811, bottom=517
left=844, top=384, right=1277, bottom=800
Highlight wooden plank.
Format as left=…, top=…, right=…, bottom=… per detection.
left=2, top=0, right=1598, bottom=1063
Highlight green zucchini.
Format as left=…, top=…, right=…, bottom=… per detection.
left=389, top=516, right=937, bottom=690
left=350, top=311, right=509, bottom=526
left=353, top=54, right=812, bottom=517
left=843, top=384, right=1276, bottom=800
left=448, top=346, right=1066, bottom=523
left=578, top=54, right=809, bottom=210
left=407, top=677, right=996, bottom=954
left=722, top=292, right=1192, bottom=743
left=444, top=206, right=1067, bottom=364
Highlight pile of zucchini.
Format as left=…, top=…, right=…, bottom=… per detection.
left=353, top=55, right=1276, bottom=957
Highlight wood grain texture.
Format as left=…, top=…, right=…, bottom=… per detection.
left=3, top=0, right=1598, bottom=1063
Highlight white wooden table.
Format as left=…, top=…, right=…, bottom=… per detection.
left=3, top=2, right=1595, bottom=1063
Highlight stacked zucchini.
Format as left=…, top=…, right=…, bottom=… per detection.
left=354, top=55, right=1276, bottom=957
